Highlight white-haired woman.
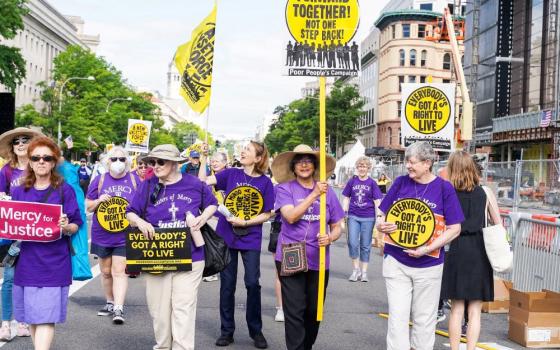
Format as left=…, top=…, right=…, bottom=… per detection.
left=86, top=146, right=138, bottom=324
left=341, top=156, right=383, bottom=282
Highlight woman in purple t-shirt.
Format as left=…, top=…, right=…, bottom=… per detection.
left=271, top=144, right=344, bottom=350
left=86, top=146, right=138, bottom=325
left=0, top=127, right=43, bottom=340
left=377, top=142, right=464, bottom=350
left=11, top=136, right=82, bottom=350
left=199, top=141, right=273, bottom=349
left=342, top=156, right=383, bottom=282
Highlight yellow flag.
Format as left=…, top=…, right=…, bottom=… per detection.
left=174, top=5, right=217, bottom=114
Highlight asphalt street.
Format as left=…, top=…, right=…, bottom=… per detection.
left=0, top=222, right=524, bottom=350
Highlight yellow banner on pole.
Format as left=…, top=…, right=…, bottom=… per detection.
left=174, top=5, right=217, bottom=114
left=317, top=76, right=327, bottom=321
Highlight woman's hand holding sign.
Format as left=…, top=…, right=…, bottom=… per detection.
left=404, top=245, right=431, bottom=258
left=58, top=214, right=78, bottom=236
left=227, top=216, right=246, bottom=227
left=311, top=181, right=328, bottom=200
left=137, top=219, right=156, bottom=240
left=376, top=220, right=397, bottom=235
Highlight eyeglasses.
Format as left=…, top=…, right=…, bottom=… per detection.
left=12, top=137, right=30, bottom=146
left=110, top=157, right=127, bottom=162
left=148, top=159, right=167, bottom=167
left=406, top=158, right=425, bottom=166
left=150, top=182, right=163, bottom=204
left=137, top=164, right=146, bottom=169
left=30, top=155, right=55, bottom=162
left=295, top=158, right=314, bottom=165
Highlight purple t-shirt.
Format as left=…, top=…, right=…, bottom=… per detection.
left=0, top=164, right=24, bottom=194
left=274, top=180, right=345, bottom=270
left=87, top=172, right=138, bottom=247
left=342, top=176, right=383, bottom=218
left=379, top=175, right=464, bottom=268
left=12, top=182, right=83, bottom=287
left=126, top=174, right=217, bottom=263
left=215, top=168, right=274, bottom=251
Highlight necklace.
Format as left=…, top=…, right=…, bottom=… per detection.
left=414, top=181, right=431, bottom=200
left=243, top=169, right=257, bottom=187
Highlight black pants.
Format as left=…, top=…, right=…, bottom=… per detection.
left=276, top=262, right=329, bottom=350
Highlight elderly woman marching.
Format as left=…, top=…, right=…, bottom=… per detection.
left=11, top=136, right=82, bottom=350
left=376, top=142, right=464, bottom=350
left=126, top=144, right=217, bottom=350
left=341, top=156, right=383, bottom=282
left=271, top=144, right=344, bottom=350
left=86, top=146, right=138, bottom=324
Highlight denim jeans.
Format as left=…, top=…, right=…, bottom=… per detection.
left=347, top=215, right=375, bottom=263
left=2, top=265, right=14, bottom=321
left=219, top=248, right=262, bottom=338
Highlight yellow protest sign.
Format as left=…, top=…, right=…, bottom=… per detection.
left=125, top=119, right=152, bottom=153
left=128, top=123, right=149, bottom=144
left=96, top=197, right=130, bottom=233
left=224, top=186, right=264, bottom=220
left=174, top=5, right=216, bottom=114
left=385, top=198, right=436, bottom=249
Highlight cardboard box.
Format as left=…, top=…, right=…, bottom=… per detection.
left=508, top=318, right=560, bottom=348
left=509, top=289, right=560, bottom=312
left=482, top=279, right=513, bottom=313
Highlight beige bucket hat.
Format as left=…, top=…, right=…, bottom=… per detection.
left=0, top=127, right=44, bottom=159
left=144, top=144, right=186, bottom=162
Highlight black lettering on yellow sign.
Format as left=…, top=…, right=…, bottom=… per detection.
left=128, top=123, right=149, bottom=145
left=385, top=198, right=435, bottom=249
left=96, top=196, right=130, bottom=233
left=405, top=86, right=451, bottom=135
left=224, top=186, right=264, bottom=220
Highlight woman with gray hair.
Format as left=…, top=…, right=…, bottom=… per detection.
left=341, top=156, right=383, bottom=282
left=85, top=146, right=138, bottom=325
left=376, top=141, right=464, bottom=350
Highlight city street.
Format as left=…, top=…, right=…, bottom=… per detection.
left=0, top=223, right=523, bottom=350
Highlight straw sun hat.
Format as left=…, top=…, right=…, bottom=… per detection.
left=271, top=144, right=336, bottom=184
left=144, top=144, right=187, bottom=162
left=0, top=127, right=44, bottom=159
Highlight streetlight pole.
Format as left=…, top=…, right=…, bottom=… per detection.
left=58, top=76, right=95, bottom=146
left=106, top=97, right=132, bottom=113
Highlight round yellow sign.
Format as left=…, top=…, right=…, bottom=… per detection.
left=224, top=186, right=264, bottom=220
left=405, top=86, right=451, bottom=135
left=128, top=123, right=149, bottom=145
left=385, top=198, right=435, bottom=249
left=285, top=0, right=360, bottom=47
left=96, top=196, right=130, bottom=233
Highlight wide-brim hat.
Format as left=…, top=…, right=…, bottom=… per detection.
left=144, top=144, right=186, bottom=162
left=0, top=127, right=44, bottom=159
left=271, top=144, right=336, bottom=184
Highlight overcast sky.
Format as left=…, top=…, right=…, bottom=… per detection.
left=49, top=0, right=390, bottom=139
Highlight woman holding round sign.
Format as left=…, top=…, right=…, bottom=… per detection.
left=199, top=141, right=274, bottom=349
left=271, top=144, right=344, bottom=350
left=11, top=136, right=81, bottom=350
left=377, top=141, right=464, bottom=350
left=126, top=144, right=217, bottom=350
left=86, top=146, right=138, bottom=325
left=341, top=156, right=383, bottom=282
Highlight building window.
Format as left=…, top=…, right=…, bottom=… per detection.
left=410, top=49, right=416, bottom=66
left=398, top=76, right=404, bottom=92
left=399, top=49, right=405, bottom=66
left=420, top=3, right=433, bottom=11
left=388, top=127, right=392, bottom=145
left=408, top=76, right=416, bottom=83
left=391, top=25, right=396, bottom=39
left=420, top=76, right=426, bottom=83
left=418, top=24, right=426, bottom=38
left=402, top=24, right=410, bottom=38
left=398, top=128, right=402, bottom=145
left=421, top=50, right=427, bottom=67
left=443, top=79, right=451, bottom=83
left=443, top=53, right=451, bottom=70
left=397, top=101, right=402, bottom=117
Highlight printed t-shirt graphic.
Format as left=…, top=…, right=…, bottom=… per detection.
left=342, top=177, right=383, bottom=217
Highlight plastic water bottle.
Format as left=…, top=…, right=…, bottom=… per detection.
left=186, top=212, right=205, bottom=247
left=3, top=241, right=21, bottom=267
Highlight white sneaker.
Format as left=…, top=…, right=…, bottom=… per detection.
left=0, top=323, right=11, bottom=341
left=348, top=269, right=361, bottom=282
left=274, top=308, right=284, bottom=322
left=360, top=272, right=369, bottom=282
left=203, top=274, right=219, bottom=282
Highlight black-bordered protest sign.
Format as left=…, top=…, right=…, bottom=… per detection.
left=96, top=197, right=129, bottom=233
left=283, top=0, right=360, bottom=77
left=401, top=83, right=456, bottom=152
left=126, top=228, right=192, bottom=273
left=125, top=119, right=152, bottom=153
left=224, top=186, right=264, bottom=220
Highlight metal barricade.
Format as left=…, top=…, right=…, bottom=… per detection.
left=511, top=217, right=560, bottom=292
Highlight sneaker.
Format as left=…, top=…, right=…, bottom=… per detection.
left=443, top=300, right=452, bottom=309
left=253, top=333, right=268, bottom=349
left=0, top=323, right=11, bottom=341
left=215, top=335, right=234, bottom=346
left=274, top=307, right=284, bottom=322
left=97, top=302, right=114, bottom=316
left=436, top=309, right=446, bottom=323
left=16, top=323, right=30, bottom=337
left=112, top=307, right=125, bottom=325
left=203, top=274, right=219, bottom=282
left=461, top=322, right=468, bottom=337
left=360, top=272, right=369, bottom=282
left=348, top=269, right=361, bottom=282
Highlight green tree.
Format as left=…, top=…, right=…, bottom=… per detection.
left=0, top=0, right=28, bottom=92
left=169, top=121, right=214, bottom=151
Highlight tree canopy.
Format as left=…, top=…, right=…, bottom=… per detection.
left=0, top=0, right=28, bottom=93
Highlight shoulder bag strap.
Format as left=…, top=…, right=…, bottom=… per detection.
left=129, top=172, right=137, bottom=190
left=97, top=173, right=106, bottom=195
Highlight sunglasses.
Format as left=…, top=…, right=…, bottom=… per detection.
left=295, top=158, right=314, bottom=165
left=150, top=182, right=163, bottom=204
left=148, top=159, right=167, bottom=167
left=30, top=155, right=55, bottom=162
left=12, top=137, right=30, bottom=146
left=110, top=157, right=127, bottom=162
